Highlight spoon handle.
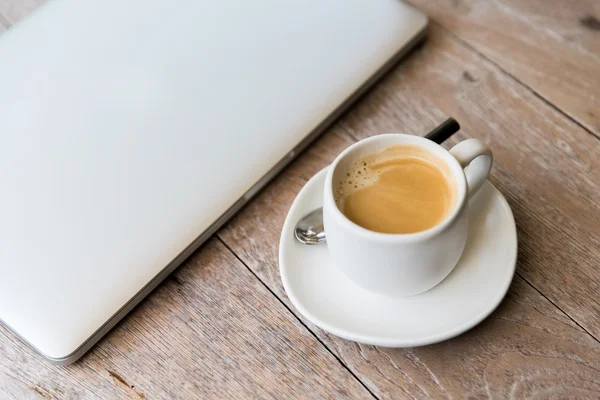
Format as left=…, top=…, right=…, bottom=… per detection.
left=424, top=117, right=460, bottom=144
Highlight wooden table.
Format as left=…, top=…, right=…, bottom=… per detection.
left=2, top=1, right=600, bottom=398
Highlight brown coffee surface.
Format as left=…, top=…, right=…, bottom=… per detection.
left=334, top=144, right=456, bottom=234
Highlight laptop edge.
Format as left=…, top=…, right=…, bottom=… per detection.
left=1, top=24, right=427, bottom=365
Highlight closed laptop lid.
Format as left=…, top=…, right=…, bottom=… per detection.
left=0, top=0, right=427, bottom=360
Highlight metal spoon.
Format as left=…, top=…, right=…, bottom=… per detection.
left=294, top=118, right=460, bottom=245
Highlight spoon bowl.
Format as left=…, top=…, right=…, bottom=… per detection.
left=294, top=207, right=326, bottom=245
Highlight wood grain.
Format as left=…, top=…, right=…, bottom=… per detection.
left=405, top=0, right=600, bottom=136
left=0, top=238, right=372, bottom=399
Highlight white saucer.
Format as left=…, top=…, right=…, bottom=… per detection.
left=279, top=167, right=517, bottom=347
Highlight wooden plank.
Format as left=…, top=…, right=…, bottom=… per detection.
left=218, top=24, right=600, bottom=398
left=0, top=238, right=373, bottom=399
left=405, top=0, right=600, bottom=136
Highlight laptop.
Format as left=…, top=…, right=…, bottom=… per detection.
left=0, top=0, right=427, bottom=364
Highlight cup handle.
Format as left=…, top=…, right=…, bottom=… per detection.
left=449, top=139, right=493, bottom=200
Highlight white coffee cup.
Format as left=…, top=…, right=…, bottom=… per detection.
left=323, top=134, right=493, bottom=297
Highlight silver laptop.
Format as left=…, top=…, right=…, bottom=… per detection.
left=0, top=0, right=427, bottom=364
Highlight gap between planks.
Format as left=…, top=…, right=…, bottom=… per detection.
left=516, top=271, right=600, bottom=346
left=216, top=236, right=380, bottom=400
left=430, top=20, right=600, bottom=142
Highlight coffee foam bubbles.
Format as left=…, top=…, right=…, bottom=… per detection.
left=333, top=144, right=457, bottom=233
left=334, top=158, right=380, bottom=210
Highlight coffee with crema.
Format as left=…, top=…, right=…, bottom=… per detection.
left=334, top=144, right=457, bottom=234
